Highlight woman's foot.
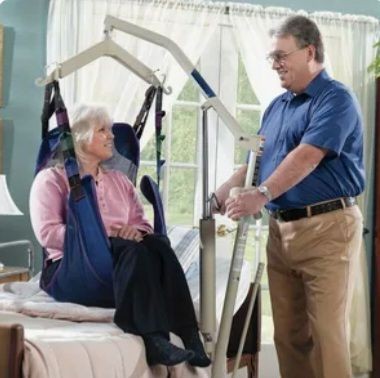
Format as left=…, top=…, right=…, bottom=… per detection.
left=179, top=328, right=212, bottom=367
left=144, top=334, right=194, bottom=366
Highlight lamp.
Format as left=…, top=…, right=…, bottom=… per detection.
left=0, top=174, right=22, bottom=215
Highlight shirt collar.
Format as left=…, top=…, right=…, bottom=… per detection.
left=303, top=69, right=331, bottom=97
left=281, top=69, right=331, bottom=102
left=96, top=166, right=105, bottom=182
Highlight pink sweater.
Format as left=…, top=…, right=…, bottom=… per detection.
left=29, top=167, right=153, bottom=260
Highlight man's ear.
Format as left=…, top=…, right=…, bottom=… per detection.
left=306, top=45, right=316, bottom=62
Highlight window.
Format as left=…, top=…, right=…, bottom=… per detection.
left=138, top=79, right=201, bottom=225
left=138, top=24, right=273, bottom=343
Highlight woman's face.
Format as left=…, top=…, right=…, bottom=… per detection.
left=83, top=121, right=114, bottom=163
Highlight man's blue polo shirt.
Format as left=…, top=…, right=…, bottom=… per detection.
left=258, top=69, right=365, bottom=211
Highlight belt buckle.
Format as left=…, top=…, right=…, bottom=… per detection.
left=269, top=210, right=281, bottom=221
left=345, top=197, right=355, bottom=206
left=275, top=210, right=285, bottom=222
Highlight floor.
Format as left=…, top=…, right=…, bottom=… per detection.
left=228, top=344, right=371, bottom=378
left=227, top=344, right=279, bottom=378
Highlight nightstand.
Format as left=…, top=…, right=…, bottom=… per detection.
left=0, top=240, right=35, bottom=283
left=0, top=266, right=29, bottom=284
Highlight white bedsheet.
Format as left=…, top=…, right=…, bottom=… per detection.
left=0, top=240, right=251, bottom=324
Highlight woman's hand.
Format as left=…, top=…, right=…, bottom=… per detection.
left=110, top=224, right=144, bottom=242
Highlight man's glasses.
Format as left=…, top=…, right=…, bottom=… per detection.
left=266, top=47, right=307, bottom=65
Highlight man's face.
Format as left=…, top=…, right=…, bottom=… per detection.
left=268, top=35, right=310, bottom=93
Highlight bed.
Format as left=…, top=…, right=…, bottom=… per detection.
left=0, top=227, right=260, bottom=378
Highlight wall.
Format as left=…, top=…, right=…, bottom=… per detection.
left=0, top=0, right=49, bottom=270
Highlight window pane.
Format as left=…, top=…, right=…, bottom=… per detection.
left=167, top=168, right=195, bottom=225
left=237, top=55, right=259, bottom=104
left=140, top=117, right=169, bottom=162
left=178, top=77, right=199, bottom=102
left=140, top=134, right=156, bottom=161
left=171, top=105, right=198, bottom=163
left=234, top=109, right=261, bottom=165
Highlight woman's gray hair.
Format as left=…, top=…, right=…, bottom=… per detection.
left=69, top=103, right=112, bottom=163
left=270, top=15, right=324, bottom=63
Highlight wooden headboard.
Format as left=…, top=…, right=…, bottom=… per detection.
left=0, top=323, right=24, bottom=378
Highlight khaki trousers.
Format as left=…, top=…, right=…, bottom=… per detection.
left=267, top=205, right=363, bottom=378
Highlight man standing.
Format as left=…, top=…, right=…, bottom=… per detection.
left=215, top=15, right=364, bottom=378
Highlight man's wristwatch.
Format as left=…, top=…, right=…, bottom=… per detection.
left=257, top=185, right=273, bottom=201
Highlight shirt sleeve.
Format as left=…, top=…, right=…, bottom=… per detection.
left=29, top=168, right=68, bottom=250
left=300, top=88, right=360, bottom=156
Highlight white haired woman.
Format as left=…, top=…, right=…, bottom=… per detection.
left=29, top=103, right=210, bottom=367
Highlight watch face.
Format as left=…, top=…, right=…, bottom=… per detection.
left=259, top=186, right=267, bottom=194
left=259, top=186, right=271, bottom=200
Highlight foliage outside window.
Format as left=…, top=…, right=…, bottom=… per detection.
left=368, top=41, right=380, bottom=77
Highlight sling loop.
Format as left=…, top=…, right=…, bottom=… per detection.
left=133, top=85, right=166, bottom=188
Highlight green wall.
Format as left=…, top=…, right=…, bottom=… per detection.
left=0, top=0, right=49, bottom=270
left=0, top=0, right=378, bottom=272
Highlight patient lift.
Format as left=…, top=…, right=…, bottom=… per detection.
left=36, top=16, right=264, bottom=377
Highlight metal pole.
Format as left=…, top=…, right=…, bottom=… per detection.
left=199, top=103, right=216, bottom=355
left=202, top=105, right=210, bottom=219
left=0, top=240, right=35, bottom=277
left=212, top=151, right=257, bottom=378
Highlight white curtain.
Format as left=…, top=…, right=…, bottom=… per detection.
left=229, top=5, right=289, bottom=109
left=312, top=13, right=378, bottom=373
left=230, top=5, right=378, bottom=373
left=47, top=0, right=223, bottom=147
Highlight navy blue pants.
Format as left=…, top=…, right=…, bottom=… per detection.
left=111, top=234, right=197, bottom=338
left=42, top=234, right=197, bottom=338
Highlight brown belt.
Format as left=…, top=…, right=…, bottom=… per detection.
left=269, top=197, right=356, bottom=222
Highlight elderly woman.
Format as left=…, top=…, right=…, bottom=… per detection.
left=29, top=104, right=210, bottom=368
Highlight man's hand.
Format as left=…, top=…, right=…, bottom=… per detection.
left=110, top=224, right=144, bottom=242
left=226, top=188, right=267, bottom=221
left=213, top=166, right=248, bottom=215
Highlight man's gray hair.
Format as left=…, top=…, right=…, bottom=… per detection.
left=69, top=103, right=112, bottom=162
left=270, top=15, right=324, bottom=63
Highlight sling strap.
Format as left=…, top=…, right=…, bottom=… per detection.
left=154, top=86, right=166, bottom=188
left=133, top=85, right=166, bottom=188
left=40, top=81, right=84, bottom=201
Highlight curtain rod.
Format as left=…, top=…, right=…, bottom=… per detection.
left=124, top=0, right=379, bottom=25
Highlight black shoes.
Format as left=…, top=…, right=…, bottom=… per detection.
left=144, top=334, right=195, bottom=366
left=179, top=328, right=212, bottom=367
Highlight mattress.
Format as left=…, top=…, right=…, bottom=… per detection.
left=0, top=311, right=208, bottom=378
